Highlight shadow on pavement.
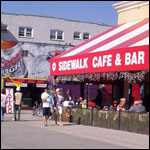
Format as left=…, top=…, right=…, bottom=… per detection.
left=1, top=119, right=42, bottom=122
left=62, top=123, right=77, bottom=126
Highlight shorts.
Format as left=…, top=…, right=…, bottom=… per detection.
left=43, top=107, right=51, bottom=116
left=57, top=106, right=63, bottom=115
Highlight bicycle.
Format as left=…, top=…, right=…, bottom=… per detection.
left=32, top=101, right=43, bottom=117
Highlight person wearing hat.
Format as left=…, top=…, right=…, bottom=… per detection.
left=55, top=88, right=64, bottom=126
left=14, top=87, right=22, bottom=121
left=117, top=98, right=128, bottom=111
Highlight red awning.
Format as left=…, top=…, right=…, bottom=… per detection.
left=50, top=19, right=149, bottom=76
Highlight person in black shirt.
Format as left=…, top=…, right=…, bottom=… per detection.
left=94, top=89, right=103, bottom=109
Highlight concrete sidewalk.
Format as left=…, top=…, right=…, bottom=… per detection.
left=1, top=111, right=149, bottom=149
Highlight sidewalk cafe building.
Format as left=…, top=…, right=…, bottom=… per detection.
left=50, top=1, right=149, bottom=110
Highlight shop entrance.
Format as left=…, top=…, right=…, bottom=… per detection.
left=22, top=84, right=44, bottom=110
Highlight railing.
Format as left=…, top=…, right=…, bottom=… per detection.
left=61, top=107, right=149, bottom=135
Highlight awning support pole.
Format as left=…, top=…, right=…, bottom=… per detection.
left=129, top=83, right=133, bottom=108
left=86, top=83, right=89, bottom=109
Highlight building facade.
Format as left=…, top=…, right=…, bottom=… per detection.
left=1, top=13, right=111, bottom=79
left=1, top=13, right=111, bottom=109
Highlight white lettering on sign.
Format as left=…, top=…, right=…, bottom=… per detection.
left=59, top=58, right=88, bottom=71
left=138, top=51, right=145, bottom=64
left=125, top=51, right=145, bottom=65
left=115, top=54, right=122, bottom=66
left=92, top=55, right=112, bottom=68
left=36, top=84, right=47, bottom=88
left=6, top=88, right=14, bottom=114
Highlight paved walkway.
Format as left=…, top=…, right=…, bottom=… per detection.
left=1, top=111, right=149, bottom=149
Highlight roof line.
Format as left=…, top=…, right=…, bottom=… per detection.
left=1, top=12, right=112, bottom=27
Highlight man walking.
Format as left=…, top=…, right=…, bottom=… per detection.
left=55, top=88, right=64, bottom=126
left=14, top=87, right=22, bottom=121
left=41, top=88, right=53, bottom=126
left=1, top=89, right=7, bottom=121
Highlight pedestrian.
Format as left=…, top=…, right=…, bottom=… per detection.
left=48, top=89, right=55, bottom=120
left=14, top=87, right=22, bottom=121
left=93, top=89, right=103, bottom=109
left=66, top=89, right=73, bottom=101
left=55, top=88, right=64, bottom=126
left=41, top=88, right=53, bottom=126
left=1, top=89, right=7, bottom=121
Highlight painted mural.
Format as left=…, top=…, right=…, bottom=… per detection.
left=1, top=41, right=71, bottom=79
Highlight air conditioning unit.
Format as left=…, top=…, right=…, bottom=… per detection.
left=68, top=43, right=73, bottom=46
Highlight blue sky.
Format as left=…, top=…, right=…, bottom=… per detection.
left=1, top=1, right=119, bottom=25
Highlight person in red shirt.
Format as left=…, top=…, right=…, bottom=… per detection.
left=88, top=99, right=96, bottom=108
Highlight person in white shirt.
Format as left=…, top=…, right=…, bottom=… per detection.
left=1, top=89, right=7, bottom=121
left=41, top=88, right=54, bottom=126
left=14, top=87, right=22, bottom=121
left=55, top=88, right=64, bottom=126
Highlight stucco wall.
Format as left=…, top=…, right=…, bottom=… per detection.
left=1, top=13, right=111, bottom=46
left=118, top=5, right=149, bottom=24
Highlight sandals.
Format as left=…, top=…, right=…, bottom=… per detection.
left=44, top=122, right=48, bottom=127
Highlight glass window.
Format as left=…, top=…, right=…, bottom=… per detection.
left=1, top=25, right=8, bottom=32
left=50, top=30, right=56, bottom=40
left=26, top=28, right=32, bottom=37
left=83, top=33, right=90, bottom=40
left=50, top=30, right=64, bottom=40
left=57, top=30, right=63, bottom=40
left=74, top=32, right=81, bottom=40
left=22, top=50, right=28, bottom=57
left=19, top=27, right=33, bottom=38
left=19, top=27, right=25, bottom=37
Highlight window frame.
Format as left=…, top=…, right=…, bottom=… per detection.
left=73, top=31, right=81, bottom=40
left=50, top=29, right=64, bottom=41
left=83, top=32, right=91, bottom=40
left=1, top=25, right=8, bottom=32
left=19, top=27, right=33, bottom=38
left=22, top=50, right=28, bottom=57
